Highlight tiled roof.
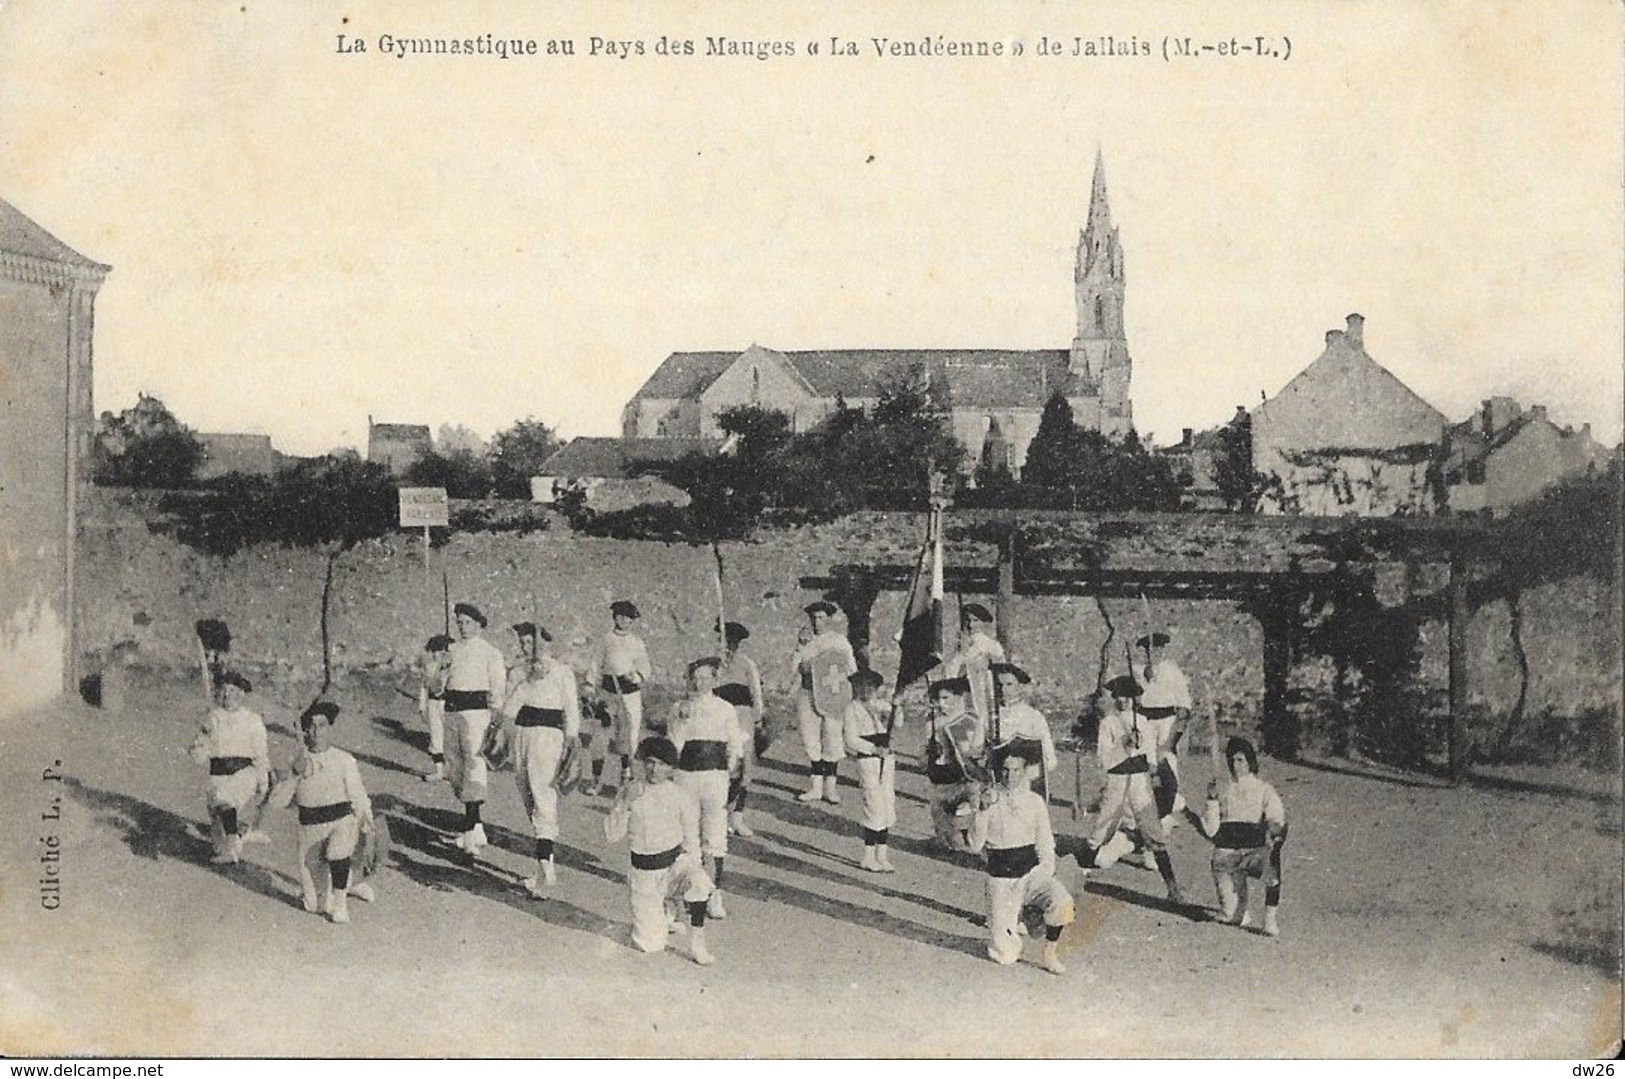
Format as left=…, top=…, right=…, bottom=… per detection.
left=369, top=423, right=432, bottom=445
left=542, top=437, right=719, bottom=479
left=0, top=199, right=107, bottom=269
left=632, top=347, right=1083, bottom=410
left=632, top=352, right=739, bottom=400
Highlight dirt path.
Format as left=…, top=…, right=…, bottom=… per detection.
left=2, top=673, right=1618, bottom=1057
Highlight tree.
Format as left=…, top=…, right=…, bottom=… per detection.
left=1211, top=410, right=1272, bottom=513
left=436, top=423, right=489, bottom=458
left=1017, top=393, right=1082, bottom=502
left=93, top=393, right=205, bottom=489
left=405, top=448, right=494, bottom=499
left=489, top=417, right=562, bottom=499
left=715, top=405, right=793, bottom=457
left=1012, top=393, right=1181, bottom=510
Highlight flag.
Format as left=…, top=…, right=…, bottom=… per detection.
left=895, top=507, right=945, bottom=691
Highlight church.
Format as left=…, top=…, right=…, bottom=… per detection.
left=620, top=152, right=1135, bottom=478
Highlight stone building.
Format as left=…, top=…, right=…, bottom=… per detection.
left=0, top=198, right=109, bottom=715
left=1252, top=314, right=1448, bottom=516
left=366, top=418, right=432, bottom=476
left=1444, top=398, right=1614, bottom=515
left=621, top=151, right=1136, bottom=478
left=195, top=432, right=285, bottom=481
left=535, top=436, right=713, bottom=509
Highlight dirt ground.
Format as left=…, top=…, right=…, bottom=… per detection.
left=2, top=669, right=1619, bottom=1059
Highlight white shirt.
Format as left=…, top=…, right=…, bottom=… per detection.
left=1202, top=774, right=1287, bottom=839
left=448, top=634, right=509, bottom=710
left=998, top=700, right=1058, bottom=773
left=669, top=693, right=744, bottom=770
left=1139, top=659, right=1193, bottom=712
left=592, top=630, right=652, bottom=683
left=1096, top=704, right=1150, bottom=774
left=971, top=785, right=1056, bottom=876
left=505, top=657, right=581, bottom=740
left=604, top=778, right=701, bottom=856
left=273, top=746, right=372, bottom=820
left=790, top=630, right=857, bottom=689
left=716, top=651, right=764, bottom=724
left=941, top=631, right=1006, bottom=719
left=190, top=706, right=269, bottom=768
left=843, top=699, right=894, bottom=758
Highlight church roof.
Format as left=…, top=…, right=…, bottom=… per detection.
left=633, top=348, right=1083, bottom=410
left=0, top=199, right=110, bottom=282
left=542, top=436, right=719, bottom=479
left=368, top=423, right=432, bottom=445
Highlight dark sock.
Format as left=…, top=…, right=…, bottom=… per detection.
left=712, top=856, right=725, bottom=888
left=1153, top=850, right=1175, bottom=884
left=687, top=900, right=707, bottom=928
left=733, top=789, right=747, bottom=811
left=862, top=828, right=884, bottom=845
left=431, top=752, right=444, bottom=763
left=619, top=754, right=631, bottom=772
left=535, top=838, right=554, bottom=861
left=591, top=760, right=604, bottom=780
left=876, top=828, right=889, bottom=845
left=1076, top=842, right=1098, bottom=869
left=331, top=858, right=351, bottom=890
left=465, top=801, right=483, bottom=828
left=1045, top=924, right=1063, bottom=942
left=218, top=807, right=239, bottom=836
left=1266, top=885, right=1281, bottom=906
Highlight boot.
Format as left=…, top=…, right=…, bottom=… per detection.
left=875, top=845, right=896, bottom=873
left=211, top=834, right=243, bottom=865
left=729, top=810, right=756, bottom=837
left=348, top=881, right=377, bottom=904
left=822, top=774, right=841, bottom=805
left=1262, top=905, right=1280, bottom=938
left=860, top=846, right=883, bottom=873
left=798, top=768, right=824, bottom=802
left=1165, top=879, right=1187, bottom=907
left=1215, top=874, right=1242, bottom=925
left=689, top=927, right=716, bottom=966
left=706, top=890, right=728, bottom=920
left=1098, top=830, right=1135, bottom=869
left=666, top=902, right=682, bottom=933
left=1040, top=941, right=1067, bottom=975
left=542, top=857, right=558, bottom=886
left=328, top=889, right=351, bottom=924
left=468, top=823, right=489, bottom=853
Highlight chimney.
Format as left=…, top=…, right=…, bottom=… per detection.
left=1325, top=330, right=1345, bottom=348
left=1582, top=423, right=1592, bottom=440
left=1530, top=405, right=1547, bottom=423
left=1345, top=313, right=1365, bottom=348
left=1181, top=427, right=1193, bottom=448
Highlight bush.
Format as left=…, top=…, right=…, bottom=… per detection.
left=93, top=394, right=204, bottom=489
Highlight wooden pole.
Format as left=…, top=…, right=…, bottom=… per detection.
left=1448, top=545, right=1469, bottom=785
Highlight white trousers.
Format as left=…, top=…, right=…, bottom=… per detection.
left=514, top=726, right=565, bottom=840
left=297, top=814, right=360, bottom=909
left=855, top=756, right=897, bottom=834
left=986, top=868, right=1074, bottom=965
left=444, top=708, right=490, bottom=802
left=796, top=692, right=844, bottom=763
left=424, top=698, right=445, bottom=756
left=629, top=855, right=713, bottom=953
left=676, top=769, right=730, bottom=858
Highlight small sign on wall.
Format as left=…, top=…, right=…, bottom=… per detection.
left=398, top=487, right=448, bottom=528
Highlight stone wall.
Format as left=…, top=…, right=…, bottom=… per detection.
left=75, top=491, right=1619, bottom=746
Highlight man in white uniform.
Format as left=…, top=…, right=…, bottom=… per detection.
left=269, top=701, right=377, bottom=924
left=1137, top=631, right=1193, bottom=830
left=669, top=657, right=743, bottom=919
left=444, top=602, right=508, bottom=854
left=589, top=599, right=653, bottom=793
left=990, top=663, right=1057, bottom=794
left=968, top=739, right=1072, bottom=974
left=604, top=737, right=717, bottom=965
left=1198, top=736, right=1288, bottom=937
left=925, top=676, right=986, bottom=850
left=842, top=668, right=897, bottom=873
left=504, top=622, right=580, bottom=898
left=939, top=604, right=1005, bottom=734
left=715, top=621, right=765, bottom=838
left=188, top=670, right=269, bottom=865
left=787, top=601, right=856, bottom=804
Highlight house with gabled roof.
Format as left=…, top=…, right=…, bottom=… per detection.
left=620, top=152, right=1137, bottom=479
left=1444, top=398, right=1613, bottom=516
left=1, top=198, right=110, bottom=712
left=1251, top=314, right=1449, bottom=516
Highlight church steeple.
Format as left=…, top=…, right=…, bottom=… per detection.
left=1069, top=148, right=1132, bottom=429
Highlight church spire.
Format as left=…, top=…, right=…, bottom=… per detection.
left=1069, top=149, right=1133, bottom=432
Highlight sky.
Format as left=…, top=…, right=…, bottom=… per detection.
left=2, top=1, right=1621, bottom=456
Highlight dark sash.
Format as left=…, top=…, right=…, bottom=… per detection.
left=298, top=801, right=352, bottom=826
left=1108, top=756, right=1150, bottom=775
left=600, top=674, right=640, bottom=695
left=987, top=844, right=1040, bottom=879
left=516, top=705, right=565, bottom=729
left=1215, top=821, right=1267, bottom=849
left=861, top=732, right=891, bottom=750
left=209, top=756, right=254, bottom=776
left=1140, top=705, right=1179, bottom=720
left=714, top=683, right=753, bottom=708
left=444, top=689, right=490, bottom=712
left=631, top=845, right=681, bottom=871
left=928, top=755, right=967, bottom=786
left=679, top=740, right=729, bottom=772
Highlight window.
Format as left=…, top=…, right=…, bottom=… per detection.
left=1094, top=295, right=1105, bottom=331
